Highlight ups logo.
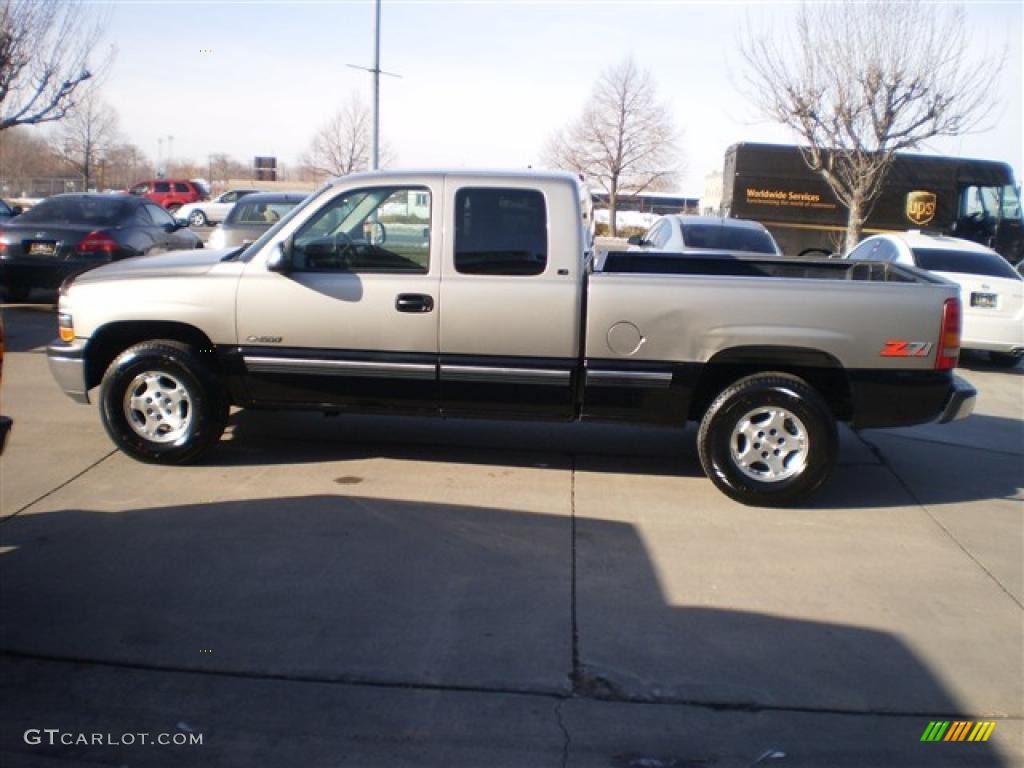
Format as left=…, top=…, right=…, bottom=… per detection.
left=906, top=190, right=937, bottom=226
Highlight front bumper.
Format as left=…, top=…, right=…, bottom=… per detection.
left=937, top=375, right=977, bottom=424
left=46, top=339, right=90, bottom=404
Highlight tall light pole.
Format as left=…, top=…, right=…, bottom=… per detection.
left=372, top=0, right=381, bottom=169
left=347, top=0, right=400, bottom=171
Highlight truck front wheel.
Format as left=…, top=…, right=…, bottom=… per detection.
left=99, top=340, right=228, bottom=464
left=697, top=373, right=837, bottom=507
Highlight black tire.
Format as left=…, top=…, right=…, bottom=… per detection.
left=697, top=372, right=838, bottom=507
left=189, top=209, right=207, bottom=227
left=99, top=340, right=228, bottom=464
left=987, top=352, right=1021, bottom=369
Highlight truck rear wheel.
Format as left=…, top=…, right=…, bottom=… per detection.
left=99, top=340, right=228, bottom=464
left=697, top=373, right=837, bottom=507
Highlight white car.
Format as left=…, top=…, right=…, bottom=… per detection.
left=629, top=215, right=783, bottom=257
left=847, top=231, right=1024, bottom=367
left=175, top=189, right=262, bottom=227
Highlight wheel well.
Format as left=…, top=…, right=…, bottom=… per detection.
left=84, top=322, right=218, bottom=390
left=688, top=347, right=853, bottom=422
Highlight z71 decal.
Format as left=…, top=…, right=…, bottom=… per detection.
left=880, top=340, right=934, bottom=358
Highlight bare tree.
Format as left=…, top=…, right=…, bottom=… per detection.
left=102, top=141, right=148, bottom=190
left=740, top=0, right=994, bottom=251
left=544, top=57, right=679, bottom=237
left=0, top=0, right=107, bottom=131
left=0, top=125, right=62, bottom=191
left=302, top=92, right=394, bottom=181
left=207, top=152, right=250, bottom=188
left=52, top=85, right=118, bottom=190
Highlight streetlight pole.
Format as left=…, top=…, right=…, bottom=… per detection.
left=372, top=0, right=381, bottom=170
left=347, top=0, right=400, bottom=172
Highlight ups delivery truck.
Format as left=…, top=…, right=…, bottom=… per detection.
left=720, top=143, right=1024, bottom=264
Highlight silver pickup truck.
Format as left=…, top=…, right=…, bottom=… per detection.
left=47, top=170, right=975, bottom=506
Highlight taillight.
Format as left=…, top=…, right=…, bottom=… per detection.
left=935, top=297, right=961, bottom=370
left=77, top=230, right=118, bottom=255
left=0, top=227, right=7, bottom=253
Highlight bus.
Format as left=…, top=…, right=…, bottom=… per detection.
left=720, top=143, right=1023, bottom=263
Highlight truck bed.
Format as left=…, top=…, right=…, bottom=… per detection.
left=598, top=250, right=941, bottom=284
left=587, top=250, right=958, bottom=372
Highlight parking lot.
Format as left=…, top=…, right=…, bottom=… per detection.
left=0, top=303, right=1021, bottom=767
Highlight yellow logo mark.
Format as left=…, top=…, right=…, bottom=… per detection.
left=921, top=720, right=997, bottom=742
left=906, top=190, right=937, bottom=227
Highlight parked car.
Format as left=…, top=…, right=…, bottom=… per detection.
left=0, top=312, right=10, bottom=453
left=127, top=179, right=207, bottom=212
left=0, top=199, right=23, bottom=221
left=207, top=192, right=308, bottom=250
left=0, top=193, right=202, bottom=301
left=628, top=215, right=783, bottom=257
left=176, top=189, right=262, bottom=227
left=846, top=231, right=1024, bottom=367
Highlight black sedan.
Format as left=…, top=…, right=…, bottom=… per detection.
left=0, top=193, right=202, bottom=302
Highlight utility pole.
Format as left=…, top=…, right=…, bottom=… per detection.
left=372, top=0, right=380, bottom=169
left=347, top=0, right=400, bottom=171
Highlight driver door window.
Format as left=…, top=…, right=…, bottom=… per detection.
left=292, top=187, right=430, bottom=274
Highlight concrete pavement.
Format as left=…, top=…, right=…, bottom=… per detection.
left=0, top=306, right=1021, bottom=766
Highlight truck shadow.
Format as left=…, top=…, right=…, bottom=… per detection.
left=221, top=409, right=705, bottom=479
left=0, top=495, right=1012, bottom=766
left=956, top=352, right=1023, bottom=376
left=220, top=409, right=1022, bottom=509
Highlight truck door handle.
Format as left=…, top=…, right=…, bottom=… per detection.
left=395, top=293, right=434, bottom=313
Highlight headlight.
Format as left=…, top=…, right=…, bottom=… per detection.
left=209, top=227, right=225, bottom=250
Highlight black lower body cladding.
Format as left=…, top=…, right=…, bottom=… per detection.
left=846, top=369, right=958, bottom=428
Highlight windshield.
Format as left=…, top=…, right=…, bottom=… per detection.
left=16, top=196, right=130, bottom=226
left=681, top=222, right=778, bottom=254
left=912, top=248, right=1021, bottom=280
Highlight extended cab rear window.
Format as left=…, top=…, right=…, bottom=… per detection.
left=455, top=188, right=547, bottom=276
left=912, top=248, right=1020, bottom=280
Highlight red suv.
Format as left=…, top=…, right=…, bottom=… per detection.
left=128, top=179, right=207, bottom=212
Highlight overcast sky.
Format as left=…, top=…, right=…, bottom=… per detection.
left=100, top=0, right=1022, bottom=195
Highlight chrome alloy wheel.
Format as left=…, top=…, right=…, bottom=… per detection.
left=123, top=371, right=193, bottom=443
left=729, top=406, right=809, bottom=482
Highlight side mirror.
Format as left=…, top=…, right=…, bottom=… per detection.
left=174, top=217, right=190, bottom=228
left=266, top=240, right=292, bottom=273
left=11, top=205, right=23, bottom=216
left=627, top=235, right=644, bottom=246
left=366, top=221, right=386, bottom=246
left=163, top=221, right=183, bottom=233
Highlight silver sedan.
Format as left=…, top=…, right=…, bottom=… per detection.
left=631, top=215, right=783, bottom=257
